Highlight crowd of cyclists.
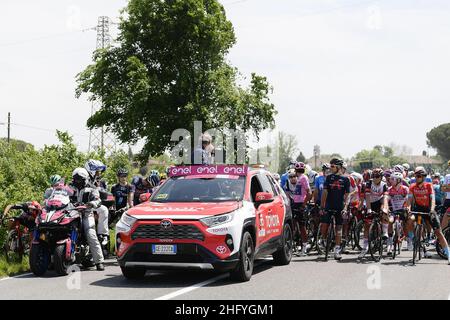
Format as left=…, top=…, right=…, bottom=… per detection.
left=278, top=158, right=450, bottom=265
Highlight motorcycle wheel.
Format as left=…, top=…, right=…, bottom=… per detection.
left=54, top=244, right=70, bottom=276
left=29, top=243, right=50, bottom=276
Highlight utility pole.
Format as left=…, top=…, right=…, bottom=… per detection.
left=7, top=112, right=11, bottom=144
left=88, top=16, right=117, bottom=154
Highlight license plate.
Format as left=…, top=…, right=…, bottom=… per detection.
left=152, top=244, right=177, bottom=255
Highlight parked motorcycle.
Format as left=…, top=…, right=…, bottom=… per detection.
left=30, top=195, right=95, bottom=276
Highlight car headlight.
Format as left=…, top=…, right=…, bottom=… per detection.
left=116, top=213, right=137, bottom=233
left=200, top=212, right=234, bottom=228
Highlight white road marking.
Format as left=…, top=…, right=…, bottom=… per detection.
left=153, top=259, right=272, bottom=300
left=154, top=274, right=229, bottom=300
left=0, top=273, right=33, bottom=282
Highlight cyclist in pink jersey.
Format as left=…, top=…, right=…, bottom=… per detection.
left=293, top=162, right=312, bottom=256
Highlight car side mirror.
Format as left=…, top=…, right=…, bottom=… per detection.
left=255, top=192, right=274, bottom=205
left=139, top=193, right=151, bottom=203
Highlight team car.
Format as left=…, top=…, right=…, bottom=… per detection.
left=115, top=165, right=293, bottom=282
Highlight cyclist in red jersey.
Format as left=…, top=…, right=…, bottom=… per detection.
left=407, top=167, right=450, bottom=264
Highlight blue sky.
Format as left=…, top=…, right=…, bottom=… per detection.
left=1, top=0, right=449, bottom=158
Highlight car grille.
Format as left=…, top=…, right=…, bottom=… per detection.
left=131, top=224, right=205, bottom=241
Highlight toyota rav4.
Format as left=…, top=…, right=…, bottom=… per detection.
left=115, top=165, right=293, bottom=282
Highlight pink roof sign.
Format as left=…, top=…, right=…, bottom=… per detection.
left=169, top=165, right=248, bottom=177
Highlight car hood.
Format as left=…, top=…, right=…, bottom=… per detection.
left=126, top=201, right=242, bottom=220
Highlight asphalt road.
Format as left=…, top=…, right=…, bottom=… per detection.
left=1, top=248, right=450, bottom=300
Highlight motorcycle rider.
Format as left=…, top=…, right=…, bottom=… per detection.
left=85, top=159, right=110, bottom=247
left=43, top=174, right=64, bottom=200
left=70, top=168, right=105, bottom=271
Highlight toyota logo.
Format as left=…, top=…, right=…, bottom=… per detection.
left=160, top=220, right=173, bottom=229
left=216, top=246, right=227, bottom=254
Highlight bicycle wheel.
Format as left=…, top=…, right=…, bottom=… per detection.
left=353, top=220, right=363, bottom=250
left=4, top=229, right=24, bottom=263
left=368, top=222, right=382, bottom=262
left=412, top=224, right=422, bottom=265
left=306, top=218, right=316, bottom=253
left=392, top=227, right=398, bottom=260
left=292, top=219, right=301, bottom=255
left=436, top=226, right=450, bottom=259
left=325, top=220, right=335, bottom=261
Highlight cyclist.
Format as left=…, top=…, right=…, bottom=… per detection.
left=280, top=160, right=297, bottom=189
left=442, top=160, right=450, bottom=228
left=320, top=158, right=350, bottom=260
left=292, top=162, right=312, bottom=256
left=406, top=166, right=450, bottom=263
left=383, top=169, right=393, bottom=187
left=341, top=172, right=363, bottom=252
left=111, top=168, right=135, bottom=211
left=359, top=168, right=389, bottom=259
left=387, top=172, right=409, bottom=255
left=44, top=174, right=64, bottom=200
left=131, top=171, right=160, bottom=205
left=308, top=169, right=318, bottom=194
left=282, top=169, right=297, bottom=205
left=314, top=163, right=330, bottom=206
left=432, top=173, right=444, bottom=207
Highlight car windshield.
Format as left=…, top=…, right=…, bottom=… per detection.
left=151, top=176, right=246, bottom=203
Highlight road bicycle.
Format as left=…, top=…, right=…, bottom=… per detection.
left=367, top=210, right=386, bottom=262
left=410, top=211, right=431, bottom=265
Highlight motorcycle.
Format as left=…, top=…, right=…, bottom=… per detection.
left=29, top=195, right=95, bottom=276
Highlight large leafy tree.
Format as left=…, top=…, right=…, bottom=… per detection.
left=427, top=123, right=450, bottom=160
left=76, top=0, right=276, bottom=159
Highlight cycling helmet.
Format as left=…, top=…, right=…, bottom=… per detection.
left=85, top=159, right=107, bottom=178
left=308, top=170, right=318, bottom=180
left=414, top=166, right=427, bottom=177
left=433, top=172, right=441, bottom=178
left=294, top=162, right=306, bottom=170
left=150, top=169, right=160, bottom=176
left=342, top=162, right=348, bottom=170
left=147, top=173, right=160, bottom=188
left=383, top=169, right=392, bottom=178
left=372, top=168, right=384, bottom=177
left=393, top=165, right=404, bottom=173
left=49, top=174, right=62, bottom=186
left=350, top=172, right=363, bottom=184
left=273, top=173, right=281, bottom=181
left=322, top=163, right=330, bottom=171
left=288, top=169, right=297, bottom=178
left=391, top=172, right=403, bottom=182
left=363, top=170, right=372, bottom=181
left=117, top=168, right=128, bottom=177
left=330, top=158, right=344, bottom=167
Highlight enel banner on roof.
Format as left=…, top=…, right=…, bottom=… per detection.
left=169, top=165, right=248, bottom=177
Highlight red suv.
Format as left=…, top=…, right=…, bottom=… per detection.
left=115, top=165, right=293, bottom=281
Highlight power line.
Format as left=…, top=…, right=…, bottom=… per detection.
left=0, top=28, right=95, bottom=48
left=10, top=122, right=89, bottom=138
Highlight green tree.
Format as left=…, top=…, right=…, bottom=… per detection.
left=277, top=132, right=298, bottom=173
left=427, top=123, right=450, bottom=160
left=296, top=152, right=306, bottom=163
left=76, top=0, right=276, bottom=160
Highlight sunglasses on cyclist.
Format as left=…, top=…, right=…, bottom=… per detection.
left=289, top=175, right=297, bottom=178
left=373, top=174, right=381, bottom=179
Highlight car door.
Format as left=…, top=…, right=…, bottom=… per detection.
left=250, top=175, right=269, bottom=247
left=258, top=174, right=283, bottom=242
